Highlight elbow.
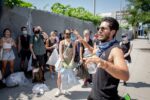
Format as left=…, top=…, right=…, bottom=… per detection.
left=123, top=71, right=130, bottom=81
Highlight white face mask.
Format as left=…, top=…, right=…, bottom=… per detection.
left=22, top=31, right=28, bottom=35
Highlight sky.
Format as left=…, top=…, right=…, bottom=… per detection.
left=24, top=0, right=128, bottom=14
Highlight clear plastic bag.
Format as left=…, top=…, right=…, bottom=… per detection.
left=32, top=83, right=49, bottom=95
left=46, top=48, right=59, bottom=66
left=87, top=63, right=97, bottom=74
left=55, top=58, right=63, bottom=72
left=61, top=69, right=79, bottom=90
left=27, top=55, right=32, bottom=71
left=5, top=72, right=29, bottom=87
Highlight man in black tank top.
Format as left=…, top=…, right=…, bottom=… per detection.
left=74, top=17, right=129, bottom=100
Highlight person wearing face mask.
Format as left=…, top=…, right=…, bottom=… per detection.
left=120, top=33, right=132, bottom=86
left=18, top=26, right=31, bottom=74
left=55, top=29, right=78, bottom=97
left=30, top=26, right=46, bottom=83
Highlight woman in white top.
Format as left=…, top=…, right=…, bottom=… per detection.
left=0, top=28, right=16, bottom=76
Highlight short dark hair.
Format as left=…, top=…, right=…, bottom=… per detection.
left=101, top=17, right=119, bottom=31
left=21, top=26, right=27, bottom=31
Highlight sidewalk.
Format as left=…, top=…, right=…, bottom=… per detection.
left=0, top=39, right=150, bottom=100
left=118, top=39, right=150, bottom=100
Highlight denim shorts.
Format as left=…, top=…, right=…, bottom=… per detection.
left=2, top=50, right=15, bottom=61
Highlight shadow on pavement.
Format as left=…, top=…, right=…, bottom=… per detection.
left=138, top=48, right=150, bottom=51
left=124, top=82, right=150, bottom=88
left=64, top=91, right=89, bottom=99
left=135, top=48, right=150, bottom=53
left=0, top=85, right=34, bottom=100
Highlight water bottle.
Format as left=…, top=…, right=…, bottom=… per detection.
left=87, top=62, right=97, bottom=74
left=39, top=88, right=44, bottom=95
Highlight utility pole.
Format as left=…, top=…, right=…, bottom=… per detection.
left=93, top=0, right=96, bottom=16
left=119, top=0, right=122, bottom=24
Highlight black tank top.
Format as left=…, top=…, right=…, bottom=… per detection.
left=20, top=35, right=30, bottom=49
left=46, top=38, right=57, bottom=53
left=91, top=43, right=121, bottom=100
left=120, top=42, right=131, bottom=62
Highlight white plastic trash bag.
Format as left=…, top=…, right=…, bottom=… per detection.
left=46, top=48, right=59, bottom=66
left=61, top=69, right=79, bottom=90
left=27, top=55, right=32, bottom=71
left=32, top=83, right=49, bottom=95
left=5, top=72, right=29, bottom=87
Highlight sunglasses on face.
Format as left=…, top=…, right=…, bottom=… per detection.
left=97, top=26, right=109, bottom=31
left=65, top=33, right=71, bottom=35
left=122, top=36, right=127, bottom=38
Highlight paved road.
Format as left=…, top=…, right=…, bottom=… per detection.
left=0, top=39, right=150, bottom=100
left=118, top=39, right=150, bottom=100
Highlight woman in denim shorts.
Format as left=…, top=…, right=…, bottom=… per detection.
left=0, top=28, right=16, bottom=76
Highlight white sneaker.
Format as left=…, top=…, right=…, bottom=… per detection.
left=55, top=90, right=61, bottom=97
left=62, top=90, right=71, bottom=95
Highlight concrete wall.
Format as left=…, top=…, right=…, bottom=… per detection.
left=0, top=6, right=96, bottom=37
left=0, top=6, right=96, bottom=73
left=0, top=6, right=126, bottom=74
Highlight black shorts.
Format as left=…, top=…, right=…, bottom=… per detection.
left=32, top=55, right=45, bottom=68
left=20, top=49, right=31, bottom=61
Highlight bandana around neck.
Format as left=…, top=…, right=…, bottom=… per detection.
left=96, top=39, right=117, bottom=57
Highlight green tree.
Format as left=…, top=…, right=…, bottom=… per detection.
left=4, top=0, right=33, bottom=8
left=51, top=3, right=101, bottom=25
left=125, top=0, right=150, bottom=38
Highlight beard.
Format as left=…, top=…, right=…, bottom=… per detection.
left=98, top=35, right=109, bottom=43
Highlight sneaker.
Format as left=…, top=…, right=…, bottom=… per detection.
left=55, top=90, right=61, bottom=97
left=62, top=90, right=71, bottom=96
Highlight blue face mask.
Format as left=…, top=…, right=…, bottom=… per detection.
left=71, top=33, right=76, bottom=41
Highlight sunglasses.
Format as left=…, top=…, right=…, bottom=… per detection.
left=97, top=26, right=109, bottom=31
left=65, top=33, right=71, bottom=35
left=122, top=36, right=127, bottom=38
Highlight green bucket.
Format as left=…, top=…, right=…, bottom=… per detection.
left=124, top=93, right=131, bottom=100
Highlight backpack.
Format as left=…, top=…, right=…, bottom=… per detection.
left=32, top=62, right=45, bottom=83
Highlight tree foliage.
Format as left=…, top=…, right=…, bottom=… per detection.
left=125, top=0, right=150, bottom=26
left=125, top=0, right=150, bottom=38
left=4, top=0, right=33, bottom=8
left=51, top=3, right=101, bottom=25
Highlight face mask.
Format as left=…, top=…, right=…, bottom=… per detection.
left=122, top=37, right=128, bottom=41
left=23, top=31, right=27, bottom=35
left=34, top=30, right=40, bottom=34
left=71, top=34, right=76, bottom=41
